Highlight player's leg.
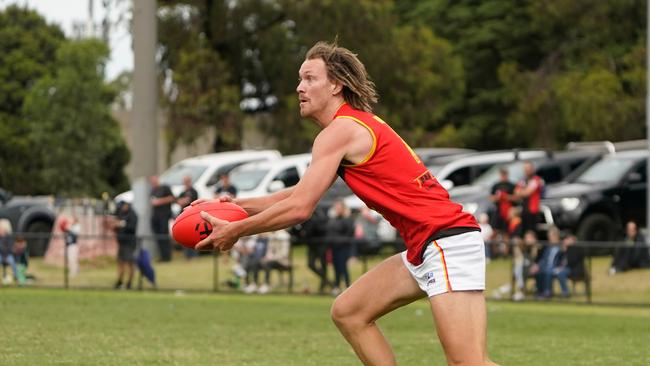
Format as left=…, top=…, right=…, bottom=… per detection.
left=331, top=253, right=424, bottom=366
left=430, top=291, right=499, bottom=366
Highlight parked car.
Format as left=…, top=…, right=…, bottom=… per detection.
left=541, top=149, right=647, bottom=242
left=0, top=188, right=56, bottom=256
left=230, top=154, right=311, bottom=198
left=413, top=147, right=476, bottom=166
left=451, top=149, right=603, bottom=218
left=427, top=149, right=549, bottom=190
left=115, top=150, right=281, bottom=206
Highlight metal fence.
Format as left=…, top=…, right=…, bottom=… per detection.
left=1, top=232, right=649, bottom=306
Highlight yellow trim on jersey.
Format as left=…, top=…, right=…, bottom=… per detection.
left=337, top=115, right=377, bottom=167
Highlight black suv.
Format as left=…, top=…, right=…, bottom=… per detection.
left=450, top=149, right=602, bottom=219
left=541, top=150, right=647, bottom=241
left=0, top=188, right=56, bottom=256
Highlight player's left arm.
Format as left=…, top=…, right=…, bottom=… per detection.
left=195, top=120, right=354, bottom=251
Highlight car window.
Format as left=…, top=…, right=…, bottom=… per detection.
left=537, top=166, right=563, bottom=184
left=576, top=156, right=635, bottom=184
left=160, top=163, right=207, bottom=186
left=447, top=167, right=471, bottom=187
left=275, top=167, right=300, bottom=188
left=230, top=168, right=271, bottom=191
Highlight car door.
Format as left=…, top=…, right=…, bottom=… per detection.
left=619, top=159, right=647, bottom=225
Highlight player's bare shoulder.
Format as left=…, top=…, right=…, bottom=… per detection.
left=325, top=117, right=374, bottom=165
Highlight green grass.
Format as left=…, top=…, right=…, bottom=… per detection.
left=1, top=288, right=649, bottom=365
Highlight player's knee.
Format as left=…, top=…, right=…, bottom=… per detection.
left=330, top=295, right=362, bottom=329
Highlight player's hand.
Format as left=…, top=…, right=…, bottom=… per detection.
left=194, top=211, right=238, bottom=252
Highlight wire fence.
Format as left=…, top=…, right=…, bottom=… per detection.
left=1, top=232, right=649, bottom=306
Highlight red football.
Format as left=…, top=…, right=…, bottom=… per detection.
left=172, top=201, right=249, bottom=248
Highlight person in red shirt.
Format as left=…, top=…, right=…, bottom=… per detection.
left=515, top=162, right=544, bottom=234
left=195, top=42, right=498, bottom=366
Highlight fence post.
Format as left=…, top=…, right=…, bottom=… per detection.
left=213, top=250, right=219, bottom=292
left=586, top=244, right=592, bottom=304
left=63, top=233, right=69, bottom=290
left=137, top=236, right=144, bottom=291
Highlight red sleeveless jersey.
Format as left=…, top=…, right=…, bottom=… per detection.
left=334, top=104, right=479, bottom=265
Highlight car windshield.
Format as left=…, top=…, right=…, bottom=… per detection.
left=473, top=162, right=526, bottom=187
left=160, top=163, right=207, bottom=186
left=230, top=168, right=271, bottom=191
left=575, top=156, right=635, bottom=184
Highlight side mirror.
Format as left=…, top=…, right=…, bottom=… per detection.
left=268, top=180, right=285, bottom=193
left=441, top=179, right=454, bottom=190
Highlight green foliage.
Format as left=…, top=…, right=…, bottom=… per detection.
left=0, top=5, right=65, bottom=192
left=159, top=0, right=466, bottom=152
left=402, top=0, right=646, bottom=149
left=22, top=40, right=130, bottom=196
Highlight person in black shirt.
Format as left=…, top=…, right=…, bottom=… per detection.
left=177, top=175, right=198, bottom=209
left=177, top=175, right=199, bottom=259
left=489, top=167, right=515, bottom=256
left=150, top=175, right=175, bottom=262
left=112, top=201, right=138, bottom=289
left=215, top=173, right=237, bottom=198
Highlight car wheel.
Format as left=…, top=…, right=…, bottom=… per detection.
left=25, top=220, right=53, bottom=257
left=576, top=213, right=617, bottom=244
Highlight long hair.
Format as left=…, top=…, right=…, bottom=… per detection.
left=305, top=41, right=378, bottom=112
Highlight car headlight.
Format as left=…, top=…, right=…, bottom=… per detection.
left=462, top=202, right=478, bottom=215
left=560, top=197, right=581, bottom=211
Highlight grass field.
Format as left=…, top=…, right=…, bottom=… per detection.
left=1, top=288, right=650, bottom=365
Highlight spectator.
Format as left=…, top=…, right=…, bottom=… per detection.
left=478, top=213, right=494, bottom=259
left=62, top=216, right=80, bottom=277
left=489, top=167, right=515, bottom=246
left=300, top=207, right=332, bottom=294
left=327, top=200, right=355, bottom=296
left=510, top=230, right=539, bottom=301
left=0, top=219, right=18, bottom=285
left=177, top=175, right=199, bottom=260
left=111, top=201, right=139, bottom=290
left=354, top=205, right=381, bottom=257
left=514, top=162, right=544, bottom=235
left=530, top=226, right=563, bottom=299
left=241, top=235, right=268, bottom=294
left=150, top=175, right=175, bottom=262
left=215, top=172, right=238, bottom=199
left=609, top=221, right=649, bottom=275
left=13, top=235, right=28, bottom=285
left=258, top=230, right=292, bottom=294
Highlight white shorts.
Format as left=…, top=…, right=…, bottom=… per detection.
left=401, top=231, right=486, bottom=297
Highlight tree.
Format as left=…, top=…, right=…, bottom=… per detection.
left=23, top=40, right=130, bottom=196
left=158, top=0, right=465, bottom=153
left=0, top=5, right=65, bottom=191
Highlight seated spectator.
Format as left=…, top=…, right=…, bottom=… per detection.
left=478, top=213, right=494, bottom=259
left=530, top=226, right=564, bottom=299
left=0, top=219, right=18, bottom=285
left=240, top=235, right=268, bottom=294
left=258, top=230, right=292, bottom=294
left=609, top=221, right=649, bottom=275
left=511, top=230, right=539, bottom=301
left=13, top=235, right=29, bottom=285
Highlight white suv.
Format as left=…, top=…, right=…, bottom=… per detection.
left=115, top=150, right=281, bottom=204
left=230, top=154, right=312, bottom=198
